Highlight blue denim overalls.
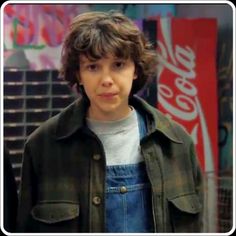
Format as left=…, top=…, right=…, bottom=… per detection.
left=105, top=111, right=154, bottom=232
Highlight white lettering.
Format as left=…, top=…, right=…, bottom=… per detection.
left=159, top=84, right=198, bottom=121
left=175, top=77, right=197, bottom=97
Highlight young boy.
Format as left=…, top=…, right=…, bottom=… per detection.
left=17, top=11, right=203, bottom=233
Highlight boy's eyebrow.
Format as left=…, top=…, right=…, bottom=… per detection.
left=79, top=56, right=128, bottom=64
left=80, top=58, right=96, bottom=64
left=80, top=54, right=102, bottom=63
left=79, top=59, right=87, bottom=65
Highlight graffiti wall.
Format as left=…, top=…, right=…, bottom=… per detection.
left=4, top=4, right=90, bottom=70
left=218, top=26, right=233, bottom=173
left=3, top=4, right=175, bottom=70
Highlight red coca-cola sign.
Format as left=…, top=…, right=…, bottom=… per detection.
left=156, top=17, right=218, bottom=173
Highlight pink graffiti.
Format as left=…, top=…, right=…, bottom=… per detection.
left=39, top=54, right=56, bottom=69
left=29, top=54, right=57, bottom=70
left=4, top=4, right=80, bottom=47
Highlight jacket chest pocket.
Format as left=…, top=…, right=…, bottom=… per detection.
left=30, top=202, right=80, bottom=232
left=167, top=193, right=203, bottom=233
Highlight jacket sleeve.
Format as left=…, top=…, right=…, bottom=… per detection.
left=16, top=143, right=37, bottom=232
left=4, top=144, right=18, bottom=232
left=189, top=140, right=204, bottom=232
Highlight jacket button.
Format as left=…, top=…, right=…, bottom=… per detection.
left=93, top=154, right=101, bottom=161
left=92, top=196, right=101, bottom=205
left=120, top=186, right=127, bottom=194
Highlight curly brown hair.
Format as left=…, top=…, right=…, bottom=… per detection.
left=59, top=10, right=157, bottom=95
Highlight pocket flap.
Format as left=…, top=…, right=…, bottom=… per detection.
left=31, top=202, right=79, bottom=224
left=168, top=193, right=202, bottom=214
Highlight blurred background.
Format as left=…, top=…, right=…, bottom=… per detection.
left=2, top=3, right=234, bottom=233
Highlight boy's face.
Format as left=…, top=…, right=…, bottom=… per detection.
left=79, top=54, right=137, bottom=121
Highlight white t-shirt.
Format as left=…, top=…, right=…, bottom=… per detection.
left=86, top=109, right=143, bottom=166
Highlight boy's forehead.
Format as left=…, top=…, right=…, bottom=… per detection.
left=79, top=54, right=125, bottom=63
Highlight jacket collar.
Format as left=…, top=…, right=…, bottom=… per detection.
left=55, top=95, right=182, bottom=143
left=55, top=96, right=89, bottom=140
left=130, top=96, right=183, bottom=143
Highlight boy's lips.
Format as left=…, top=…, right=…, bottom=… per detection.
left=98, top=92, right=118, bottom=98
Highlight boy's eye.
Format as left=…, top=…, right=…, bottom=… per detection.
left=114, top=61, right=125, bottom=69
left=87, top=64, right=98, bottom=71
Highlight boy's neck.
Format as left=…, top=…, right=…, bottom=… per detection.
left=87, top=105, right=133, bottom=122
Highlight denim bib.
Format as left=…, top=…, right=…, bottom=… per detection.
left=105, top=111, right=154, bottom=232
left=105, top=163, right=154, bottom=232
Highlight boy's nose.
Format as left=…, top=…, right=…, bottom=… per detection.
left=101, top=74, right=114, bottom=87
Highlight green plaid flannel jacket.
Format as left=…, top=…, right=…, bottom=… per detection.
left=17, top=95, right=204, bottom=233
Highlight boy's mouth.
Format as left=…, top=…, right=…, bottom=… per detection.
left=98, top=92, right=118, bottom=98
